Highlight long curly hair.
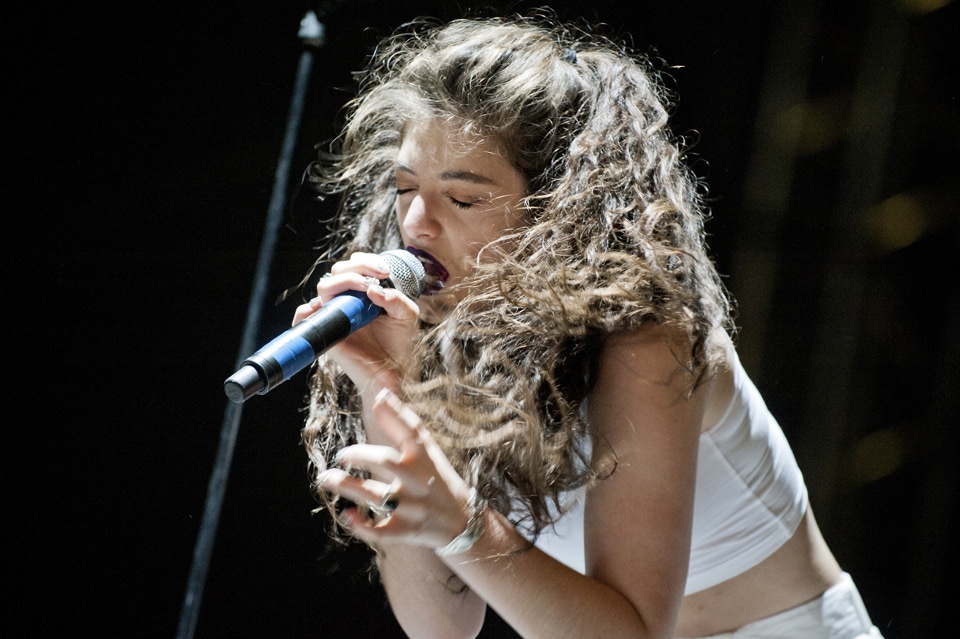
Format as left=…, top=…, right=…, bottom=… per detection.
left=301, top=13, right=734, bottom=543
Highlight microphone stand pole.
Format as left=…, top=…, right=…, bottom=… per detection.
left=176, top=13, right=325, bottom=639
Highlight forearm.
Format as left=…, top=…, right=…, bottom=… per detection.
left=331, top=389, right=680, bottom=638
left=379, top=542, right=486, bottom=639
left=441, top=508, right=675, bottom=639
left=358, top=388, right=487, bottom=638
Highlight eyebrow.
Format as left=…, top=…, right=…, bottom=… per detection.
left=396, top=163, right=497, bottom=186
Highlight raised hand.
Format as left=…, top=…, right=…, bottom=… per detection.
left=318, top=389, right=474, bottom=552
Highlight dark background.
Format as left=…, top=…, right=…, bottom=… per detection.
left=8, top=0, right=958, bottom=637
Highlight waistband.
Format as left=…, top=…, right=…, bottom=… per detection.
left=676, top=573, right=883, bottom=639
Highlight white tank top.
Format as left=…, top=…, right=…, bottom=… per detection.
left=534, top=346, right=808, bottom=595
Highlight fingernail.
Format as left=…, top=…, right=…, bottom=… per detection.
left=375, top=259, right=391, bottom=273
left=375, top=387, right=395, bottom=403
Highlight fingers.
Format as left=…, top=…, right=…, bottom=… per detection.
left=318, top=466, right=428, bottom=541
left=371, top=388, right=427, bottom=448
left=325, top=391, right=432, bottom=500
left=328, top=251, right=393, bottom=279
left=321, top=252, right=392, bottom=302
left=291, top=273, right=380, bottom=327
left=318, top=472, right=402, bottom=542
left=291, top=295, right=324, bottom=326
left=293, top=252, right=419, bottom=327
left=334, top=440, right=430, bottom=496
left=318, top=467, right=405, bottom=515
left=371, top=389, right=462, bottom=483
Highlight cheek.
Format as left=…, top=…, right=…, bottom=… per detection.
left=394, top=204, right=410, bottom=240
left=482, top=208, right=526, bottom=243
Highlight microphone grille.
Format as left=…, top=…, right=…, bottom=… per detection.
left=381, top=249, right=426, bottom=299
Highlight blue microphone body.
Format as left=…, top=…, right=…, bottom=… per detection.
left=223, top=250, right=424, bottom=403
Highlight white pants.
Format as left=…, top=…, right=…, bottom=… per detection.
left=678, top=573, right=884, bottom=639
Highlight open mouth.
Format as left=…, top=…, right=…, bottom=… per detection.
left=405, top=246, right=448, bottom=295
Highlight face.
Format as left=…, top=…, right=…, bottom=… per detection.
left=395, top=119, right=528, bottom=321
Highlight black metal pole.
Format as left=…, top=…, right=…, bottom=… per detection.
left=176, top=13, right=323, bottom=639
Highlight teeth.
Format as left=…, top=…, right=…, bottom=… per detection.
left=406, top=247, right=448, bottom=293
left=423, top=274, right=443, bottom=292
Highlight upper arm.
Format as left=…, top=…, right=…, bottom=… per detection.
left=583, top=323, right=707, bottom=635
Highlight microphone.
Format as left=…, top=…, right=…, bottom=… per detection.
left=224, top=249, right=425, bottom=403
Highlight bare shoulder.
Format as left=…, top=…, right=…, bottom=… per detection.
left=589, top=322, right=734, bottom=440
left=600, top=323, right=698, bottom=386
left=591, top=324, right=703, bottom=429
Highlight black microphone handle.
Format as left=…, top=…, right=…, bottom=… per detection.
left=224, top=293, right=370, bottom=403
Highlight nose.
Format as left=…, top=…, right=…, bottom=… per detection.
left=400, top=192, right=441, bottom=239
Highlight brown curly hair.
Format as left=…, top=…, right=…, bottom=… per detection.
left=301, top=13, right=734, bottom=542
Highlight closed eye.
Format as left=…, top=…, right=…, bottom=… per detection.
left=449, top=196, right=477, bottom=209
left=397, top=187, right=477, bottom=210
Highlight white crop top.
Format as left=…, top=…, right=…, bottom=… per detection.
left=534, top=346, right=809, bottom=596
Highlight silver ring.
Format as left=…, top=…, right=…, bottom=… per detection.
left=368, top=493, right=398, bottom=519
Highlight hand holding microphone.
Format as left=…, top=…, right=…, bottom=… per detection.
left=224, top=249, right=425, bottom=403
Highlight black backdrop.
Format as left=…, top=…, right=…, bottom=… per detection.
left=8, top=1, right=957, bottom=637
